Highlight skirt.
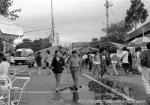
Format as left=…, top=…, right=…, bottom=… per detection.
left=70, top=66, right=80, bottom=71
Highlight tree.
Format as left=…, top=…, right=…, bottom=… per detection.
left=0, top=0, right=21, bottom=20
left=101, top=20, right=129, bottom=44
left=91, top=38, right=98, bottom=42
left=0, top=0, right=21, bottom=51
left=15, top=38, right=52, bottom=52
left=125, top=0, right=148, bottom=30
left=22, top=39, right=32, bottom=43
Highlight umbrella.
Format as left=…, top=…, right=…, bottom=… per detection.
left=129, top=36, right=150, bottom=46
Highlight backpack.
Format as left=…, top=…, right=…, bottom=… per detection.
left=111, top=54, right=118, bottom=61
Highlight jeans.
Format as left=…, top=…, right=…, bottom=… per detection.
left=122, top=63, right=129, bottom=73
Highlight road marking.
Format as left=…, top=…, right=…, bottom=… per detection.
left=82, top=74, right=136, bottom=102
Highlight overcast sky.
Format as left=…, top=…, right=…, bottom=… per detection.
left=12, top=0, right=150, bottom=43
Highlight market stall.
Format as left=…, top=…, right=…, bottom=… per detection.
left=128, top=36, right=150, bottom=50
left=78, top=47, right=99, bottom=54
left=0, top=15, right=23, bottom=52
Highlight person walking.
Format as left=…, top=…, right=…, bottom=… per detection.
left=121, top=47, right=129, bottom=74
left=67, top=50, right=82, bottom=90
left=35, top=52, right=42, bottom=75
left=135, top=48, right=142, bottom=74
left=82, top=54, right=87, bottom=69
left=128, top=50, right=133, bottom=74
left=140, top=42, right=150, bottom=105
left=45, top=50, right=52, bottom=75
left=0, top=56, right=10, bottom=76
left=100, top=49, right=108, bottom=78
left=51, top=50, right=65, bottom=92
left=10, top=53, right=15, bottom=66
left=28, top=54, right=35, bottom=68
left=88, top=53, right=93, bottom=72
left=110, top=49, right=119, bottom=76
left=93, top=51, right=101, bottom=79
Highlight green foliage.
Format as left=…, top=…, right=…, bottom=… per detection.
left=0, top=0, right=21, bottom=20
left=91, top=38, right=99, bottom=42
left=15, top=38, right=52, bottom=52
left=125, top=0, right=148, bottom=30
left=0, top=0, right=21, bottom=51
left=101, top=20, right=128, bottom=44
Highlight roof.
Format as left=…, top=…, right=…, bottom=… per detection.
left=90, top=41, right=125, bottom=49
left=125, top=21, right=150, bottom=41
left=0, top=15, right=23, bottom=39
left=72, top=42, right=90, bottom=47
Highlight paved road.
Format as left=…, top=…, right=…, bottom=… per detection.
left=9, top=65, right=146, bottom=105
left=10, top=65, right=94, bottom=105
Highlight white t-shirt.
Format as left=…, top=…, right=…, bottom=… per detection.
left=45, top=54, right=52, bottom=64
left=82, top=55, right=87, bottom=60
left=136, top=51, right=141, bottom=58
left=110, top=53, right=118, bottom=64
left=10, top=56, right=14, bottom=63
left=0, top=61, right=10, bottom=75
left=121, top=51, right=129, bottom=63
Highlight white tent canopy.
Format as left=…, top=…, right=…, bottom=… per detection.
left=0, top=15, right=23, bottom=52
left=128, top=36, right=150, bottom=45
left=0, top=15, right=23, bottom=38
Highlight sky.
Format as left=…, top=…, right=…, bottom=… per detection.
left=12, top=0, right=150, bottom=43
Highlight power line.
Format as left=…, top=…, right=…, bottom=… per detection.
left=110, top=8, right=118, bottom=23
left=24, top=27, right=53, bottom=33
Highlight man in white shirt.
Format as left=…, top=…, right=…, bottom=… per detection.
left=82, top=54, right=88, bottom=68
left=0, top=57, right=10, bottom=76
left=110, top=49, right=119, bottom=76
left=121, top=47, right=129, bottom=74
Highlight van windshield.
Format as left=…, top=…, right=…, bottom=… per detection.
left=15, top=51, right=30, bottom=57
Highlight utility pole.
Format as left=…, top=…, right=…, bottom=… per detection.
left=104, top=0, right=113, bottom=36
left=50, top=0, right=55, bottom=45
left=56, top=33, right=59, bottom=46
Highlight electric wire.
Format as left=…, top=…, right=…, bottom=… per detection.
left=24, top=28, right=53, bottom=33
left=110, top=8, right=118, bottom=23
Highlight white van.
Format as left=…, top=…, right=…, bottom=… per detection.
left=14, top=48, right=34, bottom=65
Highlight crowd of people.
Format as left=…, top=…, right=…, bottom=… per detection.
left=81, top=46, right=144, bottom=77
left=26, top=44, right=146, bottom=93
left=0, top=45, right=146, bottom=92
left=0, top=42, right=150, bottom=104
